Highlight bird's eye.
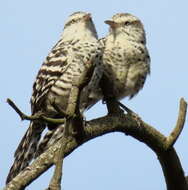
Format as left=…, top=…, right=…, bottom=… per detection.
left=124, top=21, right=131, bottom=26
left=71, top=19, right=76, bottom=23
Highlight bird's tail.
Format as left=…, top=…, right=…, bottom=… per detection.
left=6, top=121, right=45, bottom=184
left=35, top=124, right=64, bottom=158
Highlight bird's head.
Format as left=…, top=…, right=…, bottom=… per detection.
left=105, top=13, right=146, bottom=43
left=62, top=11, right=98, bottom=40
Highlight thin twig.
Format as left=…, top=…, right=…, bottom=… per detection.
left=47, top=135, right=70, bottom=190
left=7, top=98, right=29, bottom=120
left=118, top=101, right=133, bottom=114
left=7, top=98, right=65, bottom=124
left=46, top=119, right=70, bottom=190
left=165, top=98, right=187, bottom=150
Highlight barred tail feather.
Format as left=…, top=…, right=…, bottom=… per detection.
left=6, top=121, right=45, bottom=184
left=35, top=124, right=64, bottom=158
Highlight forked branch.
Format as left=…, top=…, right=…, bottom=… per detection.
left=4, top=98, right=188, bottom=190
left=7, top=98, right=65, bottom=124
left=165, top=98, right=187, bottom=149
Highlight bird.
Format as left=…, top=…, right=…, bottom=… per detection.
left=6, top=11, right=102, bottom=183
left=100, top=13, right=150, bottom=114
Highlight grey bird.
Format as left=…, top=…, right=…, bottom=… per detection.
left=6, top=11, right=102, bottom=183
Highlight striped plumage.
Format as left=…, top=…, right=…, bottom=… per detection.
left=6, top=11, right=102, bottom=183
left=33, top=13, right=151, bottom=157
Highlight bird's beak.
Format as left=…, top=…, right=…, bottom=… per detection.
left=105, top=20, right=118, bottom=28
left=83, top=13, right=91, bottom=21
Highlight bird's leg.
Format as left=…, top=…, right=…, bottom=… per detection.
left=65, top=61, right=94, bottom=138
left=118, top=101, right=134, bottom=114
left=100, top=75, right=124, bottom=115
left=103, top=97, right=124, bottom=115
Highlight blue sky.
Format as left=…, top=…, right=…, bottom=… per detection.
left=1, top=0, right=188, bottom=189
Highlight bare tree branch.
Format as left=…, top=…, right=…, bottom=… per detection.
left=165, top=98, right=187, bottom=149
left=7, top=98, right=65, bottom=124
left=4, top=98, right=188, bottom=190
